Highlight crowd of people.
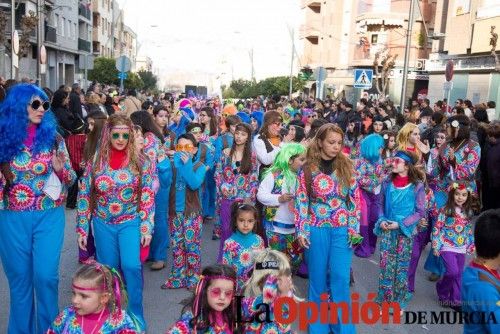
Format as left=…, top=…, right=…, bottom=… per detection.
left=0, top=79, right=499, bottom=334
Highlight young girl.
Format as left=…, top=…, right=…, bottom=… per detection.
left=221, top=202, right=265, bottom=293
left=432, top=181, right=477, bottom=309
left=162, top=133, right=207, bottom=290
left=240, top=249, right=297, bottom=334
left=47, top=263, right=139, bottom=333
left=257, top=143, right=306, bottom=270
left=354, top=134, right=386, bottom=258
left=215, top=123, right=259, bottom=261
left=166, top=264, right=237, bottom=333
left=374, top=150, right=425, bottom=313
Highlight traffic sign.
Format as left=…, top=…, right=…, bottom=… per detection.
left=117, top=72, right=128, bottom=80
left=445, top=60, right=454, bottom=81
left=443, top=81, right=453, bottom=91
left=313, top=66, right=327, bottom=81
left=354, top=69, right=373, bottom=89
left=115, top=55, right=131, bottom=73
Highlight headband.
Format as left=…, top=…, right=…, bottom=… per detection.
left=448, top=182, right=472, bottom=193
left=110, top=125, right=130, bottom=130
left=394, top=151, right=414, bottom=164
left=255, top=261, right=280, bottom=270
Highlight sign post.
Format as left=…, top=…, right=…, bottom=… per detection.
left=313, top=66, right=327, bottom=99
left=115, top=55, right=131, bottom=94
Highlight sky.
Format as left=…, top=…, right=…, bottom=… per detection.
left=116, top=0, right=303, bottom=88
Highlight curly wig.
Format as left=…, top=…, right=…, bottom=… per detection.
left=0, top=83, right=56, bottom=162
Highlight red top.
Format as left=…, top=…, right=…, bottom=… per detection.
left=470, top=260, right=500, bottom=281
left=393, top=175, right=410, bottom=188
left=109, top=147, right=127, bottom=170
left=79, top=308, right=109, bottom=333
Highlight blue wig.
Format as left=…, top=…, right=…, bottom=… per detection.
left=237, top=111, right=251, bottom=125
left=0, top=84, right=56, bottom=162
left=251, top=111, right=263, bottom=130
left=360, top=133, right=384, bottom=164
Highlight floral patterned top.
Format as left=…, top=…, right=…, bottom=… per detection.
left=76, top=158, right=155, bottom=238
left=215, top=151, right=259, bottom=201
left=432, top=208, right=475, bottom=255
left=47, top=306, right=139, bottom=333
left=426, top=147, right=447, bottom=195
left=143, top=132, right=166, bottom=168
left=167, top=311, right=232, bottom=334
left=221, top=231, right=265, bottom=293
left=0, top=137, right=76, bottom=211
left=294, top=167, right=361, bottom=240
left=354, top=157, right=386, bottom=194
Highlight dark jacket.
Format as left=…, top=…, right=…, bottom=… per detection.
left=69, top=91, right=83, bottom=119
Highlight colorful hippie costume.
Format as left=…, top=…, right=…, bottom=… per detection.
left=353, top=134, right=386, bottom=258
left=374, top=151, right=425, bottom=310
left=163, top=152, right=207, bottom=289
left=47, top=265, right=140, bottom=333
left=0, top=84, right=76, bottom=334
left=215, top=150, right=259, bottom=262
left=257, top=143, right=306, bottom=269
left=169, top=99, right=195, bottom=138
left=294, top=160, right=361, bottom=333
left=76, top=119, right=155, bottom=331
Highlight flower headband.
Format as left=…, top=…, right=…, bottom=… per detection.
left=449, top=182, right=472, bottom=193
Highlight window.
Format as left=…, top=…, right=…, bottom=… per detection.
left=66, top=19, right=70, bottom=38
left=102, top=18, right=105, bottom=31
left=61, top=17, right=65, bottom=36
left=55, top=14, right=59, bottom=34
left=73, top=22, right=77, bottom=39
left=371, top=34, right=378, bottom=44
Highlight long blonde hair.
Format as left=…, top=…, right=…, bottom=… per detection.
left=396, top=122, right=422, bottom=160
left=306, top=123, right=353, bottom=189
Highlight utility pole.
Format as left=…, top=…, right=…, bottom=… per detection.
left=288, top=27, right=295, bottom=100
left=11, top=0, right=15, bottom=79
left=249, top=48, right=254, bottom=81
left=36, top=0, right=43, bottom=85
left=400, top=0, right=416, bottom=110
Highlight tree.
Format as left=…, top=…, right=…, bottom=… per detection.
left=88, top=57, right=119, bottom=85
left=125, top=72, right=144, bottom=90
left=137, top=70, right=157, bottom=90
left=373, top=49, right=398, bottom=97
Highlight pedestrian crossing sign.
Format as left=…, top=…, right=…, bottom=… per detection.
left=354, top=69, right=373, bottom=89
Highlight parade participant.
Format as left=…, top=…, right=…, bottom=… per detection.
left=130, top=111, right=172, bottom=271
left=354, top=134, right=386, bottom=258
left=240, top=249, right=296, bottom=334
left=432, top=181, right=477, bottom=310
left=76, top=114, right=155, bottom=330
left=295, top=123, right=361, bottom=334
left=0, top=84, right=76, bottom=334
left=257, top=143, right=306, bottom=270
left=396, top=122, right=429, bottom=164
left=215, top=123, right=259, bottom=261
left=166, top=264, right=237, bottom=334
left=436, top=115, right=481, bottom=194
left=343, top=116, right=363, bottom=158
left=374, top=150, right=425, bottom=313
left=253, top=110, right=283, bottom=175
left=152, top=105, right=176, bottom=156
left=369, top=115, right=387, bottom=134
left=381, top=130, right=397, bottom=160
left=162, top=133, right=207, bottom=289
left=407, top=178, right=438, bottom=293
left=169, top=99, right=195, bottom=138
left=186, top=122, right=216, bottom=221
left=47, top=263, right=140, bottom=333
left=221, top=202, right=264, bottom=293
left=462, top=209, right=500, bottom=334
left=214, top=115, right=241, bottom=162
left=250, top=111, right=264, bottom=137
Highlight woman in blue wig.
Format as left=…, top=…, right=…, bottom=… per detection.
left=0, top=83, right=76, bottom=334
left=354, top=133, right=387, bottom=258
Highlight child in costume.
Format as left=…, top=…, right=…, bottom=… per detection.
left=354, top=134, right=386, bottom=258
left=462, top=209, right=500, bottom=334
left=0, top=84, right=76, bottom=334
left=47, top=263, right=139, bottom=333
left=215, top=123, right=259, bottom=261
left=374, top=150, right=425, bottom=313
left=76, top=114, right=155, bottom=331
left=257, top=143, right=306, bottom=270
left=240, top=249, right=297, bottom=334
left=166, top=264, right=237, bottom=334
left=162, top=133, right=207, bottom=289
left=221, top=202, right=264, bottom=294
left=432, top=181, right=477, bottom=309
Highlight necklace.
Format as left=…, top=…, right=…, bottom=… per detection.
left=80, top=307, right=106, bottom=334
left=453, top=139, right=466, bottom=151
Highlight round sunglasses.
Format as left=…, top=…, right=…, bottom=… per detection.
left=30, top=100, right=51, bottom=111
left=111, top=133, right=130, bottom=140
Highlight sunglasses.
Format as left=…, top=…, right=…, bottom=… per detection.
left=190, top=128, right=202, bottom=134
left=175, top=144, right=194, bottom=151
left=111, top=132, right=130, bottom=140
left=30, top=100, right=51, bottom=111
left=208, top=287, right=234, bottom=299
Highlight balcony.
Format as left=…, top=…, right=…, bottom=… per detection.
left=299, top=19, right=321, bottom=43
left=78, top=38, right=91, bottom=53
left=301, top=0, right=321, bottom=13
left=45, top=25, right=57, bottom=43
left=78, top=3, right=91, bottom=21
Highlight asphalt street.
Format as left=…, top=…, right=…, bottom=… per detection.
left=0, top=208, right=464, bottom=334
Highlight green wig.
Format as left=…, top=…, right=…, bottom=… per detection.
left=262, top=142, right=306, bottom=190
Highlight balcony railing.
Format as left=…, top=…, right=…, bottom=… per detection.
left=78, top=38, right=91, bottom=52
left=79, top=3, right=91, bottom=20
left=45, top=25, right=57, bottom=43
